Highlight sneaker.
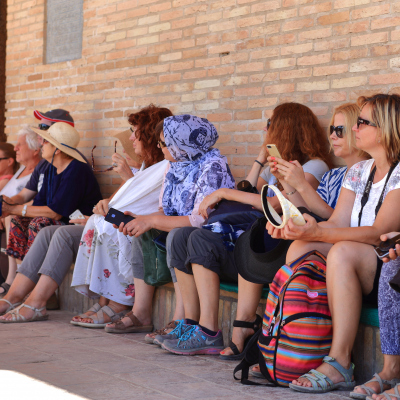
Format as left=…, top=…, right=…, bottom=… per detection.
left=144, top=320, right=179, bottom=344
left=153, top=319, right=191, bottom=346
left=162, top=325, right=224, bottom=355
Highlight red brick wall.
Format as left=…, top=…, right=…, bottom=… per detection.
left=5, top=0, right=400, bottom=195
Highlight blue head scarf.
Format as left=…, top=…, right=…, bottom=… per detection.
left=162, top=115, right=235, bottom=216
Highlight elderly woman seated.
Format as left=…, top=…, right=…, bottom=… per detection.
left=0, top=122, right=102, bottom=304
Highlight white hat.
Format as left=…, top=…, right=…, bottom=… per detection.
left=31, top=122, right=86, bottom=163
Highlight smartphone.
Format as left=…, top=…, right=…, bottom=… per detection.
left=374, top=233, right=400, bottom=260
left=266, top=144, right=282, bottom=159
left=69, top=209, right=84, bottom=220
left=105, top=208, right=135, bottom=226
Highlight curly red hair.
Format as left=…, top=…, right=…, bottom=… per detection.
left=128, top=104, right=173, bottom=166
left=265, top=103, right=332, bottom=168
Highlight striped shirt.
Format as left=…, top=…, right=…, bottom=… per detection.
left=316, top=167, right=347, bottom=209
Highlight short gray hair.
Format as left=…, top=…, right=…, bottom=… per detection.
left=17, top=125, right=41, bottom=151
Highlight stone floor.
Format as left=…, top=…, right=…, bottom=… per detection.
left=0, top=311, right=352, bottom=400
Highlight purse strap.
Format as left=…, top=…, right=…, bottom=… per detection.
left=286, top=249, right=326, bottom=271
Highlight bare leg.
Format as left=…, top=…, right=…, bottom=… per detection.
left=172, top=281, right=185, bottom=321
left=0, top=273, right=36, bottom=314
left=175, top=267, right=200, bottom=322
left=292, top=242, right=378, bottom=388
left=353, top=354, right=400, bottom=396
left=192, top=264, right=220, bottom=331
left=285, top=240, right=333, bottom=264
left=106, top=278, right=154, bottom=328
left=221, top=274, right=263, bottom=355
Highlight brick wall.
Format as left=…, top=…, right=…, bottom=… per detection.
left=5, top=0, right=400, bottom=195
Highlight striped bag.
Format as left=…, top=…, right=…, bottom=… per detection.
left=258, top=250, right=332, bottom=387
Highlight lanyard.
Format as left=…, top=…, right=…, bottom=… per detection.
left=358, top=162, right=398, bottom=227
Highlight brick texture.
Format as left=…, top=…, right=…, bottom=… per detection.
left=4, top=0, right=400, bottom=195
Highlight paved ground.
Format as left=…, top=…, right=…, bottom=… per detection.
left=0, top=311, right=352, bottom=400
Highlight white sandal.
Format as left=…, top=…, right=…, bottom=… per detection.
left=0, top=298, right=22, bottom=316
left=0, top=303, right=48, bottom=323
left=70, top=303, right=101, bottom=326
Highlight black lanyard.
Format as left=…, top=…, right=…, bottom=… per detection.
left=358, top=162, right=398, bottom=227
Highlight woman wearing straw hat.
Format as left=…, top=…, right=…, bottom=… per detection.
left=1, top=122, right=102, bottom=275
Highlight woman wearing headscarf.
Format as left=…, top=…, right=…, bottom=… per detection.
left=103, top=114, right=235, bottom=334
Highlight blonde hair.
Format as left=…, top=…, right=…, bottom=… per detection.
left=357, top=94, right=400, bottom=165
left=328, top=103, right=369, bottom=159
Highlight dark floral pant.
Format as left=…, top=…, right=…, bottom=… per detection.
left=6, top=216, right=64, bottom=260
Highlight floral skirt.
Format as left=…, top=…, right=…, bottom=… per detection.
left=6, top=216, right=64, bottom=261
left=71, top=214, right=136, bottom=306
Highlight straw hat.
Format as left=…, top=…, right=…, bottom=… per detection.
left=112, top=128, right=141, bottom=163
left=261, top=184, right=305, bottom=228
left=31, top=122, right=86, bottom=163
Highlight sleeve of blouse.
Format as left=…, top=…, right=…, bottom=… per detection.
left=342, top=160, right=368, bottom=192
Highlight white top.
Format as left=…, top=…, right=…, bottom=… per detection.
left=0, top=166, right=32, bottom=198
left=343, top=159, right=400, bottom=227
left=260, top=159, right=329, bottom=197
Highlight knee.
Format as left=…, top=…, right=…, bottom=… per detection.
left=326, top=242, right=358, bottom=275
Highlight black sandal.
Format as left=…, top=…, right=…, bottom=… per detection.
left=0, top=282, right=10, bottom=298
left=219, top=314, right=262, bottom=360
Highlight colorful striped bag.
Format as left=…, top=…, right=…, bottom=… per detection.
left=257, top=250, right=332, bottom=387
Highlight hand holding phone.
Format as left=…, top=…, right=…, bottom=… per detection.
left=374, top=233, right=400, bottom=260
left=105, top=208, right=135, bottom=226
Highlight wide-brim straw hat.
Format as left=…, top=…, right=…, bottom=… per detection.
left=112, top=128, right=141, bottom=163
left=31, top=122, right=86, bottom=163
left=261, top=184, right=305, bottom=228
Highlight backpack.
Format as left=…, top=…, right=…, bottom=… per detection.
left=234, top=250, right=332, bottom=387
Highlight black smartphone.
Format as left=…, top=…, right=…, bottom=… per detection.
left=105, top=208, right=135, bottom=226
left=374, top=233, right=400, bottom=260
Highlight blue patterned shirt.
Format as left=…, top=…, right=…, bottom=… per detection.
left=316, top=166, right=347, bottom=209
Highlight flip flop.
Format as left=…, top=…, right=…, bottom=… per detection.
left=0, top=303, right=48, bottom=323
left=289, top=356, right=355, bottom=394
left=70, top=303, right=101, bottom=326
left=104, top=311, right=153, bottom=334
left=77, top=306, right=129, bottom=328
left=0, top=298, right=22, bottom=316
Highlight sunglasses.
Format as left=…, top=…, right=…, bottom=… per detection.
left=158, top=140, right=166, bottom=148
left=357, top=117, right=377, bottom=129
left=266, top=118, right=271, bottom=130
left=329, top=125, right=346, bottom=138
left=38, top=124, right=51, bottom=131
left=91, top=141, right=117, bottom=172
left=0, top=157, right=10, bottom=161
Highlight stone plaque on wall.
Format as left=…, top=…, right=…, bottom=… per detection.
left=45, top=0, right=83, bottom=64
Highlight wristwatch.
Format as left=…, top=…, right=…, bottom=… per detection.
left=21, top=204, right=27, bottom=217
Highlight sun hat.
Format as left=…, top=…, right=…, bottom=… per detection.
left=33, top=109, right=74, bottom=127
left=31, top=122, right=86, bottom=163
left=261, top=184, right=305, bottom=228
left=112, top=128, right=141, bottom=163
left=234, top=217, right=292, bottom=284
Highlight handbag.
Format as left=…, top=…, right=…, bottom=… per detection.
left=142, top=228, right=172, bottom=287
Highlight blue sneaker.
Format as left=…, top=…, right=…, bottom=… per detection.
left=162, top=325, right=224, bottom=355
left=153, top=319, right=191, bottom=347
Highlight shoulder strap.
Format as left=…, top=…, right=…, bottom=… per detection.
left=287, top=249, right=326, bottom=270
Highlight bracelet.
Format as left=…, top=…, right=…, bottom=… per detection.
left=286, top=189, right=297, bottom=196
left=254, top=160, right=264, bottom=168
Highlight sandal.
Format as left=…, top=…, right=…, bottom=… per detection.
left=144, top=320, right=179, bottom=344
left=288, top=355, right=356, bottom=393
left=70, top=303, right=101, bottom=326
left=0, top=303, right=48, bottom=323
left=77, top=305, right=129, bottom=328
left=104, top=311, right=153, bottom=334
left=367, top=383, right=400, bottom=400
left=0, top=282, right=10, bottom=298
left=219, top=314, right=262, bottom=360
left=350, top=373, right=400, bottom=399
left=0, top=298, right=22, bottom=316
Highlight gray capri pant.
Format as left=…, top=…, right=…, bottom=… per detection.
left=169, top=227, right=238, bottom=283
left=18, top=224, right=84, bottom=286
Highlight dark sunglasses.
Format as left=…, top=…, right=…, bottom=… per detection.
left=357, top=117, right=377, bottom=129
left=91, top=141, right=117, bottom=172
left=38, top=123, right=51, bottom=131
left=266, top=118, right=271, bottom=130
left=158, top=140, right=166, bottom=148
left=329, top=125, right=346, bottom=138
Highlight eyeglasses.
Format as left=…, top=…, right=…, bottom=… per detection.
left=42, top=139, right=49, bottom=145
left=266, top=118, right=271, bottom=130
left=158, top=140, right=166, bottom=148
left=330, top=125, right=346, bottom=138
left=357, top=117, right=377, bottom=129
left=91, top=141, right=117, bottom=172
left=38, top=124, right=51, bottom=131
left=0, top=157, right=9, bottom=161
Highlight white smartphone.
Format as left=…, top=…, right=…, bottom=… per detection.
left=266, top=144, right=282, bottom=159
left=69, top=209, right=84, bottom=221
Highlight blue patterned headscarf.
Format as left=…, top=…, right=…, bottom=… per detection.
left=162, top=115, right=235, bottom=217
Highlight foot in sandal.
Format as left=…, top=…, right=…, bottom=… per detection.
left=350, top=373, right=400, bottom=399
left=0, top=302, right=48, bottom=323
left=105, top=310, right=153, bottom=334
left=369, top=383, right=400, bottom=400
left=70, top=297, right=109, bottom=324
left=78, top=301, right=130, bottom=328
